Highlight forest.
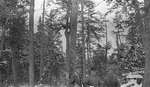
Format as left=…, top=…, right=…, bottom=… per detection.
left=0, top=0, right=149, bottom=87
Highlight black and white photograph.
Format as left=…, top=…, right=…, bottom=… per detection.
left=0, top=0, right=148, bottom=87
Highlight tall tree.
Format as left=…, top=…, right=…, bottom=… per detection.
left=65, top=0, right=78, bottom=87
left=65, top=0, right=71, bottom=86
left=143, top=0, right=150, bottom=87
left=81, top=0, right=86, bottom=86
left=39, top=0, right=46, bottom=83
left=29, top=0, right=35, bottom=86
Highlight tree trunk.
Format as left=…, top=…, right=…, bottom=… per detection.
left=65, top=0, right=78, bottom=87
left=0, top=25, right=5, bottom=59
left=0, top=18, right=8, bottom=59
left=70, top=0, right=78, bottom=46
left=70, top=0, right=78, bottom=86
left=87, top=7, right=91, bottom=77
left=11, top=47, right=18, bottom=87
left=0, top=25, right=5, bottom=87
left=29, top=0, right=35, bottom=87
left=39, top=0, right=45, bottom=83
left=105, top=19, right=108, bottom=62
left=116, top=28, right=120, bottom=58
left=143, top=0, right=150, bottom=87
left=39, top=47, right=44, bottom=83
left=81, top=0, right=86, bottom=86
left=65, top=0, right=71, bottom=87
left=65, top=0, right=70, bottom=86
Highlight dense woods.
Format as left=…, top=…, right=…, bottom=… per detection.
left=0, top=0, right=149, bottom=87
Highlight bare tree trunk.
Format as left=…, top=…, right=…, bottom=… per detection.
left=29, top=0, right=35, bottom=87
left=39, top=47, right=44, bottom=83
left=70, top=0, right=78, bottom=85
left=116, top=28, right=120, bottom=58
left=65, top=0, right=71, bottom=86
left=70, top=0, right=78, bottom=45
left=0, top=18, right=8, bottom=59
left=81, top=0, right=86, bottom=86
left=39, top=0, right=45, bottom=83
left=105, top=19, right=108, bottom=62
left=65, top=31, right=70, bottom=87
left=0, top=25, right=4, bottom=59
left=65, top=0, right=78, bottom=87
left=87, top=8, right=91, bottom=76
left=0, top=25, right=5, bottom=86
left=11, top=47, right=19, bottom=87
left=143, top=0, right=150, bottom=87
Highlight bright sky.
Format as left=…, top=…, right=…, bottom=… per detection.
left=34, top=0, right=43, bottom=28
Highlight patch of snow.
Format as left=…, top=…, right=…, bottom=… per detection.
left=126, top=74, right=143, bottom=79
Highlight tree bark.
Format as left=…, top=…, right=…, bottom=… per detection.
left=70, top=0, right=78, bottom=86
left=0, top=25, right=5, bottom=87
left=116, top=27, right=120, bottom=58
left=11, top=47, right=18, bottom=87
left=81, top=0, right=86, bottom=86
left=29, top=0, right=35, bottom=87
left=0, top=25, right=4, bottom=59
left=143, top=0, right=150, bottom=87
left=65, top=0, right=78, bottom=87
left=39, top=44, right=44, bottom=83
left=70, top=0, right=78, bottom=47
left=65, top=0, right=71, bottom=87
left=0, top=18, right=8, bottom=59
left=39, top=0, right=45, bottom=83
